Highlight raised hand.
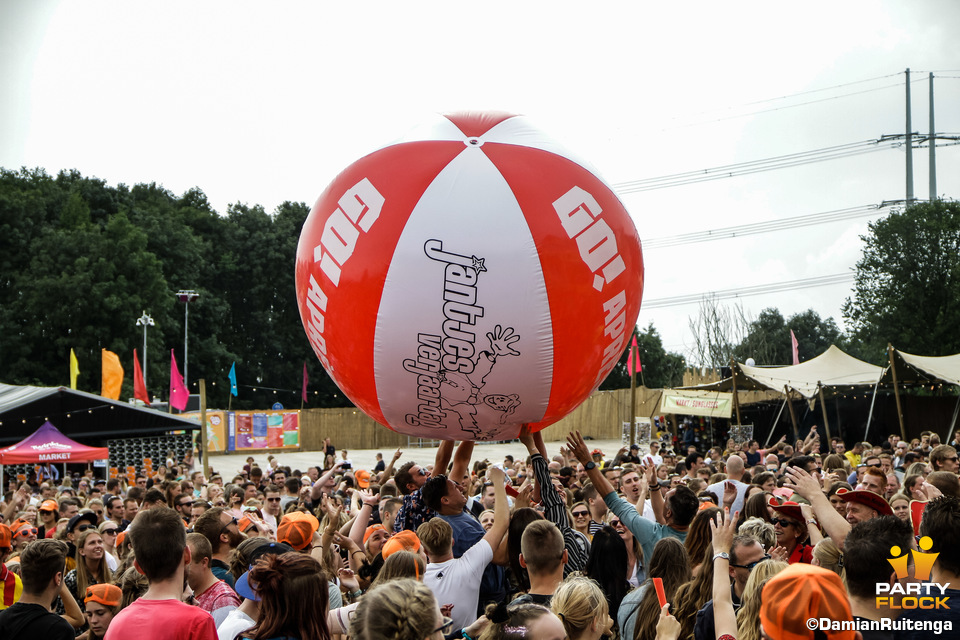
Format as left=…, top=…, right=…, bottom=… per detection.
left=487, top=325, right=520, bottom=357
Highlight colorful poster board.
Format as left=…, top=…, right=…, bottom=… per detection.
left=182, top=410, right=299, bottom=452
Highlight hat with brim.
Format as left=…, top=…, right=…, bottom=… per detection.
left=381, top=529, right=420, bottom=559
left=67, top=512, right=98, bottom=533
left=760, top=564, right=855, bottom=640
left=40, top=499, right=59, bottom=513
left=235, top=541, right=295, bottom=601
left=355, top=469, right=371, bottom=489
left=767, top=498, right=805, bottom=524
left=277, top=511, right=319, bottom=550
left=836, top=488, right=893, bottom=516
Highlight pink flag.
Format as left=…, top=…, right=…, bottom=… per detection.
left=301, top=361, right=309, bottom=403
left=627, top=334, right=643, bottom=376
left=170, top=350, right=189, bottom=410
left=790, top=329, right=800, bottom=365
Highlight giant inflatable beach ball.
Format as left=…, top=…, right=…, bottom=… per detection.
left=296, top=111, right=643, bottom=441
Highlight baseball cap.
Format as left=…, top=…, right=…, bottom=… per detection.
left=364, top=524, right=386, bottom=544
left=277, top=511, right=319, bottom=550
left=355, top=469, right=371, bottom=489
left=238, top=516, right=257, bottom=534
left=67, top=512, right=98, bottom=533
left=116, top=531, right=127, bottom=547
left=760, top=564, right=855, bottom=640
left=0, top=523, right=11, bottom=548
left=235, top=542, right=294, bottom=601
left=85, top=583, right=122, bottom=607
left=381, top=529, right=420, bottom=559
left=629, top=444, right=639, bottom=450
left=835, top=488, right=893, bottom=516
left=40, top=499, right=59, bottom=512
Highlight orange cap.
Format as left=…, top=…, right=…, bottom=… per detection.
left=238, top=516, right=256, bottom=533
left=116, top=531, right=127, bottom=547
left=355, top=469, right=371, bottom=489
left=85, top=583, right=122, bottom=607
left=277, top=511, right=319, bottom=550
left=364, top=524, right=386, bottom=544
left=760, top=564, right=855, bottom=640
left=0, top=523, right=11, bottom=548
left=40, top=499, right=59, bottom=512
left=381, top=529, right=420, bottom=559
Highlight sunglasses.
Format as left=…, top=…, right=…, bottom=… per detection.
left=416, top=468, right=429, bottom=476
left=770, top=517, right=799, bottom=528
left=609, top=519, right=622, bottom=527
left=16, top=527, right=38, bottom=536
left=266, top=497, right=281, bottom=502
left=434, top=616, right=454, bottom=635
left=945, top=456, right=959, bottom=462
left=572, top=511, right=589, bottom=518
left=76, top=524, right=96, bottom=533
left=220, top=517, right=238, bottom=535
left=101, top=529, right=118, bottom=535
left=731, top=554, right=771, bottom=570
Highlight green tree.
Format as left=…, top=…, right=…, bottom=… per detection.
left=735, top=308, right=843, bottom=365
left=843, top=200, right=960, bottom=361
left=600, top=323, right=686, bottom=390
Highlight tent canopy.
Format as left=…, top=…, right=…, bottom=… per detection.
left=682, top=345, right=885, bottom=399
left=0, top=420, right=109, bottom=464
left=889, top=350, right=960, bottom=387
left=0, top=384, right=200, bottom=445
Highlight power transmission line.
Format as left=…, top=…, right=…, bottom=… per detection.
left=614, top=137, right=902, bottom=194
left=642, top=273, right=855, bottom=310
left=642, top=202, right=897, bottom=250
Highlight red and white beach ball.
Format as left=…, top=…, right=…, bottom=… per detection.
left=296, top=112, right=643, bottom=441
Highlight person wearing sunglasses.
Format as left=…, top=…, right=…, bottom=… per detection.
left=98, top=521, right=121, bottom=567
left=11, top=520, right=39, bottom=553
left=570, top=501, right=592, bottom=540
left=767, top=499, right=817, bottom=564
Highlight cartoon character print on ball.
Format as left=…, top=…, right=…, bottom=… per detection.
left=295, top=111, right=643, bottom=441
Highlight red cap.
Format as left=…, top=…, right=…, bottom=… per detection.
left=835, top=488, right=894, bottom=517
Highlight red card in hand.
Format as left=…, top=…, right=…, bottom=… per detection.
left=654, top=577, right=667, bottom=608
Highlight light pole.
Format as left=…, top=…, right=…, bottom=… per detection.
left=176, top=290, right=199, bottom=393
left=135, top=311, right=155, bottom=391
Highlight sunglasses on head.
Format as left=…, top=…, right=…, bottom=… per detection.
left=731, top=554, right=771, bottom=570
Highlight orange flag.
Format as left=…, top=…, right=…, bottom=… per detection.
left=133, top=349, right=150, bottom=405
left=101, top=349, right=124, bottom=399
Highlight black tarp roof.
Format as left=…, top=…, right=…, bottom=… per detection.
left=0, top=384, right=199, bottom=445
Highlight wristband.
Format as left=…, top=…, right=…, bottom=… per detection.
left=648, top=484, right=660, bottom=490
left=462, top=631, right=475, bottom=640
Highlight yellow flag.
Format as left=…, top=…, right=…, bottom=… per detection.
left=70, top=349, right=80, bottom=390
left=101, top=349, right=124, bottom=399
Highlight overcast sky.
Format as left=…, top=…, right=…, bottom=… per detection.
left=3, top=1, right=959, bottom=364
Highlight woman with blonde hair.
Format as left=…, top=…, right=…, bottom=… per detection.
left=370, top=549, right=426, bottom=586
left=61, top=528, right=113, bottom=619
left=734, top=558, right=789, bottom=640
left=811, top=537, right=845, bottom=578
left=552, top=576, right=613, bottom=640
left=352, top=578, right=453, bottom=640
left=570, top=501, right=592, bottom=540
left=479, top=603, right=565, bottom=640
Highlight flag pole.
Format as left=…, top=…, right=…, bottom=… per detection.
left=199, top=378, right=209, bottom=479
left=630, top=329, right=638, bottom=446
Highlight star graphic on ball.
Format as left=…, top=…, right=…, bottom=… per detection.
left=471, top=255, right=487, bottom=273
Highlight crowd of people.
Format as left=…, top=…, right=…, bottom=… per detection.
left=1, top=426, right=960, bottom=640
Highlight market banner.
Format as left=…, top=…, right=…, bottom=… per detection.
left=659, top=390, right=733, bottom=418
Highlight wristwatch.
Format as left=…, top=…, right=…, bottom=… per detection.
left=713, top=552, right=730, bottom=561
left=585, top=461, right=597, bottom=471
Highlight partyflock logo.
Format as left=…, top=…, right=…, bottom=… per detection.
left=876, top=536, right=949, bottom=609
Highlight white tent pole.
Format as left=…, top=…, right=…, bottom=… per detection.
left=945, top=394, right=960, bottom=445
left=765, top=397, right=788, bottom=448
left=864, top=379, right=881, bottom=443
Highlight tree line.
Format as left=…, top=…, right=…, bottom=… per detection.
left=2, top=167, right=956, bottom=405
